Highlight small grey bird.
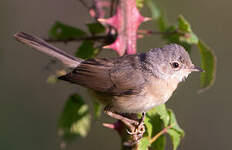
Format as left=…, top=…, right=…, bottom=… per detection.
left=14, top=32, right=203, bottom=142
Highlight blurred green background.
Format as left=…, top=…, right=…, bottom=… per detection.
left=0, top=0, right=231, bottom=150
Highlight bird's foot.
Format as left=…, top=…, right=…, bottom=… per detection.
left=126, top=112, right=146, bottom=141
left=104, top=109, right=146, bottom=145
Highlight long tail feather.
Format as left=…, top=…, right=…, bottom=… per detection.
left=14, top=32, right=82, bottom=68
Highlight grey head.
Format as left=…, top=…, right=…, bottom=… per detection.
left=142, top=44, right=203, bottom=82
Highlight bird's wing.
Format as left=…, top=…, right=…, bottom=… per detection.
left=58, top=58, right=115, bottom=92
left=109, top=55, right=146, bottom=95
left=59, top=55, right=146, bottom=95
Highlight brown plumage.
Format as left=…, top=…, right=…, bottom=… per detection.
left=14, top=32, right=203, bottom=114
left=59, top=56, right=146, bottom=96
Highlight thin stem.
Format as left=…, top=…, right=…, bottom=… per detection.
left=149, top=124, right=173, bottom=144
left=138, top=30, right=165, bottom=35
left=44, top=35, right=107, bottom=43
left=138, top=29, right=183, bottom=36
left=44, top=30, right=175, bottom=43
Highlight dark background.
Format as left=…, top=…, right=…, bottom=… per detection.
left=1, top=0, right=231, bottom=150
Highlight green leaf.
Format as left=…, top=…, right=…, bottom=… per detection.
left=163, top=27, right=196, bottom=51
left=155, top=104, right=170, bottom=127
left=49, top=21, right=86, bottom=40
left=145, top=0, right=167, bottom=31
left=86, top=22, right=105, bottom=35
left=146, top=107, right=184, bottom=150
left=178, top=15, right=192, bottom=33
left=167, top=109, right=184, bottom=150
left=177, top=15, right=199, bottom=44
left=145, top=107, right=167, bottom=150
left=151, top=135, right=166, bottom=150
left=142, top=106, right=184, bottom=150
left=137, top=137, right=151, bottom=150
left=162, top=26, right=191, bottom=52
left=144, top=113, right=163, bottom=137
left=148, top=104, right=169, bottom=126
left=179, top=32, right=198, bottom=44
left=161, top=15, right=199, bottom=51
left=58, top=94, right=91, bottom=141
left=93, top=101, right=103, bottom=119
left=167, top=109, right=184, bottom=135
left=167, top=129, right=182, bottom=150
left=75, top=40, right=98, bottom=59
left=197, top=40, right=216, bottom=91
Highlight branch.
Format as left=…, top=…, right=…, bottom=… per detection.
left=98, top=0, right=150, bottom=56
left=138, top=29, right=184, bottom=36
left=150, top=124, right=173, bottom=144
left=44, top=35, right=107, bottom=43
left=44, top=30, right=178, bottom=44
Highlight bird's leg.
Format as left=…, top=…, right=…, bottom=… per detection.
left=104, top=109, right=138, bottom=131
left=104, top=107, right=146, bottom=144
left=127, top=112, right=146, bottom=136
left=139, top=112, right=146, bottom=125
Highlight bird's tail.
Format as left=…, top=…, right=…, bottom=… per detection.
left=14, top=32, right=82, bottom=68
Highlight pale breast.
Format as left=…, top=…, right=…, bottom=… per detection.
left=145, top=77, right=179, bottom=105
left=111, top=77, right=179, bottom=113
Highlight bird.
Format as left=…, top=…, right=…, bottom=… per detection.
left=14, top=32, right=203, bottom=143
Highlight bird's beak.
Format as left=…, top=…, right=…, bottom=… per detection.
left=190, top=65, right=205, bottom=72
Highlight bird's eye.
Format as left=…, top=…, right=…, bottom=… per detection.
left=171, top=61, right=180, bottom=69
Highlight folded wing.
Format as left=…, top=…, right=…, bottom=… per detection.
left=59, top=55, right=146, bottom=96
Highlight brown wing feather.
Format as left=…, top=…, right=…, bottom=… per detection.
left=109, top=55, right=146, bottom=95
left=59, top=58, right=114, bottom=92
left=59, top=55, right=146, bottom=95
